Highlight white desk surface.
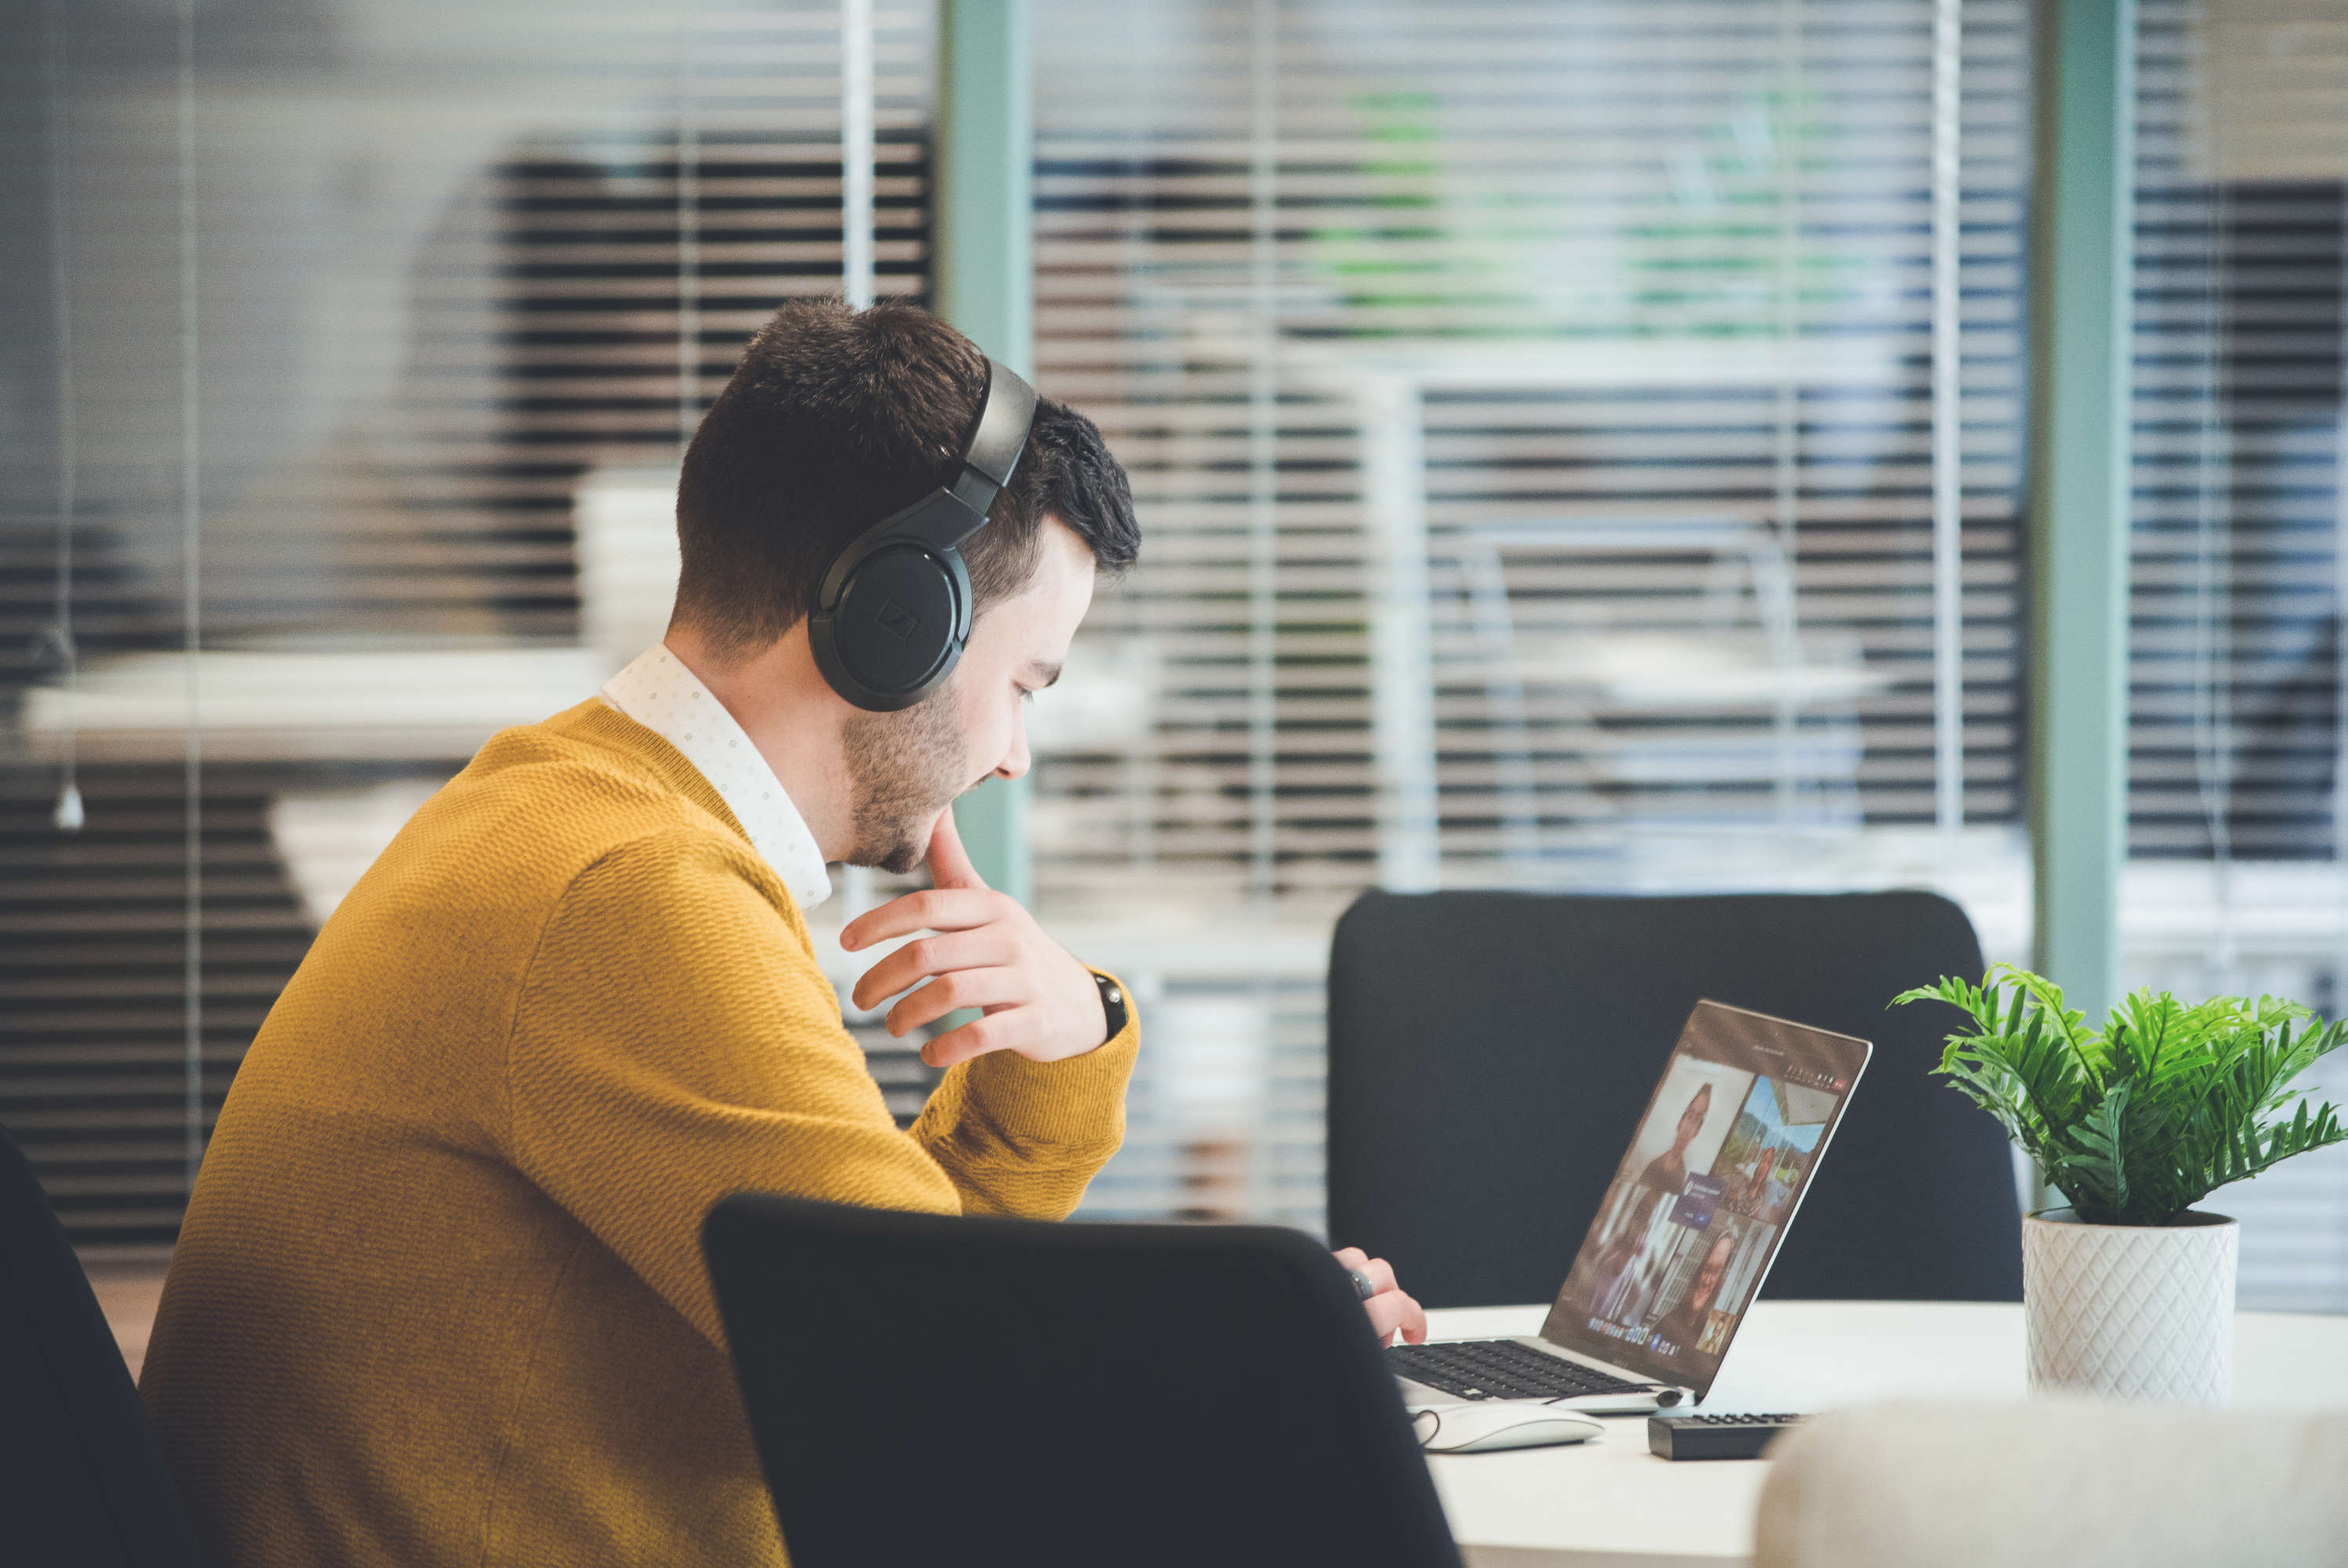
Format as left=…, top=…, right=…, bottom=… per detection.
left=1422, top=1300, right=2348, bottom=1568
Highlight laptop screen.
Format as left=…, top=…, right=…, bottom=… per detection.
left=1537, top=1000, right=1871, bottom=1398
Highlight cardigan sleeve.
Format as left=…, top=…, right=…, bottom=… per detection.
left=908, top=977, right=1139, bottom=1217
left=505, top=827, right=1134, bottom=1345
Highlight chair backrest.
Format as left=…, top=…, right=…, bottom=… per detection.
left=1326, top=889, right=2021, bottom=1310
left=0, top=1124, right=209, bottom=1568
left=702, top=1193, right=1463, bottom=1568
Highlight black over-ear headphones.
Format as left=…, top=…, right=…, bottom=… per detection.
left=808, top=358, right=1040, bottom=712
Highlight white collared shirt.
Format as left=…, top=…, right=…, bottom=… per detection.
left=600, top=645, right=835, bottom=913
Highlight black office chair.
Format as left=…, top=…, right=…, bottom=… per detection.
left=0, top=1124, right=211, bottom=1567
left=1327, top=889, right=2022, bottom=1310
left=702, top=1193, right=1463, bottom=1568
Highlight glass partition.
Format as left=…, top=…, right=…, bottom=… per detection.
left=2125, top=0, right=2348, bottom=1310
left=1029, top=0, right=2033, bottom=1228
left=2, top=0, right=932, bottom=1247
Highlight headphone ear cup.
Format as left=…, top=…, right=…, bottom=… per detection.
left=820, top=545, right=966, bottom=710
left=807, top=424, right=1006, bottom=713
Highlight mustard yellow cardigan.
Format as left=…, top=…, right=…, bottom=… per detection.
left=139, top=699, right=1138, bottom=1567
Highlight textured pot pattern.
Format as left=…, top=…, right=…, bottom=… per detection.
left=2021, top=1208, right=2237, bottom=1406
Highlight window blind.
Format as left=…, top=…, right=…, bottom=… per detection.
left=2, top=0, right=931, bottom=1247
left=18, top=0, right=2345, bottom=1309
left=1031, top=0, right=2034, bottom=1232
left=2126, top=0, right=2348, bottom=1312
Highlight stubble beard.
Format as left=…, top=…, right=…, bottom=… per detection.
left=840, top=682, right=974, bottom=873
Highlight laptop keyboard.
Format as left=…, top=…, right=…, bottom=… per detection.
left=1388, top=1339, right=1649, bottom=1402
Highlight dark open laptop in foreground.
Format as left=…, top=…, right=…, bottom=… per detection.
left=1388, top=1000, right=1871, bottom=1414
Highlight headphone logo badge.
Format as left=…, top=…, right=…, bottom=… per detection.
left=875, top=598, right=924, bottom=643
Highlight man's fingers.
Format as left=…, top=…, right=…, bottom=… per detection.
left=1363, top=1289, right=1428, bottom=1347
left=851, top=930, right=1014, bottom=1011
left=927, top=808, right=987, bottom=891
left=1330, top=1247, right=1397, bottom=1298
left=1334, top=1249, right=1420, bottom=1345
left=920, top=1009, right=1015, bottom=1069
left=1398, top=1292, right=1429, bottom=1345
left=885, top=969, right=1025, bottom=1037
left=839, top=887, right=1000, bottom=950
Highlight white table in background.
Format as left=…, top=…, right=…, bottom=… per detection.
left=1422, top=1300, right=2348, bottom=1568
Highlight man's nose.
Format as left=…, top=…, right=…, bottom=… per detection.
left=993, top=708, right=1032, bottom=782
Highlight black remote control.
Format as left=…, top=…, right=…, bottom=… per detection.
left=1646, top=1412, right=1805, bottom=1461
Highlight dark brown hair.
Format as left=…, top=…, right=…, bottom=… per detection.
left=671, top=298, right=1138, bottom=656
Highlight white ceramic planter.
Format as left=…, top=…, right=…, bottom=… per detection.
left=2021, top=1207, right=2238, bottom=1406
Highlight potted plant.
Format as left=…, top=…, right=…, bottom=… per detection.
left=1895, top=964, right=2348, bottom=1404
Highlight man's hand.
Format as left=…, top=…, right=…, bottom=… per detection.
left=841, top=811, right=1111, bottom=1069
left=1335, top=1247, right=1427, bottom=1346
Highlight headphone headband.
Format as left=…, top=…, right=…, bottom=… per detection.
left=961, top=359, right=1038, bottom=494
left=807, top=358, right=1042, bottom=713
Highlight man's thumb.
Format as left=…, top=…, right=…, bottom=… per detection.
left=927, top=806, right=987, bottom=890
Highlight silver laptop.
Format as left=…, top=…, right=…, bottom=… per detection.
left=1388, top=1000, right=1871, bottom=1414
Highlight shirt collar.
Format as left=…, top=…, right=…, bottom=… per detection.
left=599, top=645, right=834, bottom=913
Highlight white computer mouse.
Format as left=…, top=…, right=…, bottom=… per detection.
left=1411, top=1402, right=1606, bottom=1454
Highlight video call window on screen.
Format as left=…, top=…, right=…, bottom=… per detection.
left=1543, top=1004, right=1864, bottom=1391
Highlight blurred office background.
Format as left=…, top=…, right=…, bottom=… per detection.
left=5, top=0, right=2348, bottom=1312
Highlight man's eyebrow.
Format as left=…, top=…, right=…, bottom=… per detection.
left=1025, top=661, right=1063, bottom=689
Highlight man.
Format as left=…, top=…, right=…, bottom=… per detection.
left=1650, top=1229, right=1739, bottom=1359
left=140, top=299, right=1423, bottom=1568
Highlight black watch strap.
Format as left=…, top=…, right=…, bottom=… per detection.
left=1091, top=971, right=1129, bottom=1044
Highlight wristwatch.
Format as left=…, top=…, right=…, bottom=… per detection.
left=1091, top=971, right=1129, bottom=1044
